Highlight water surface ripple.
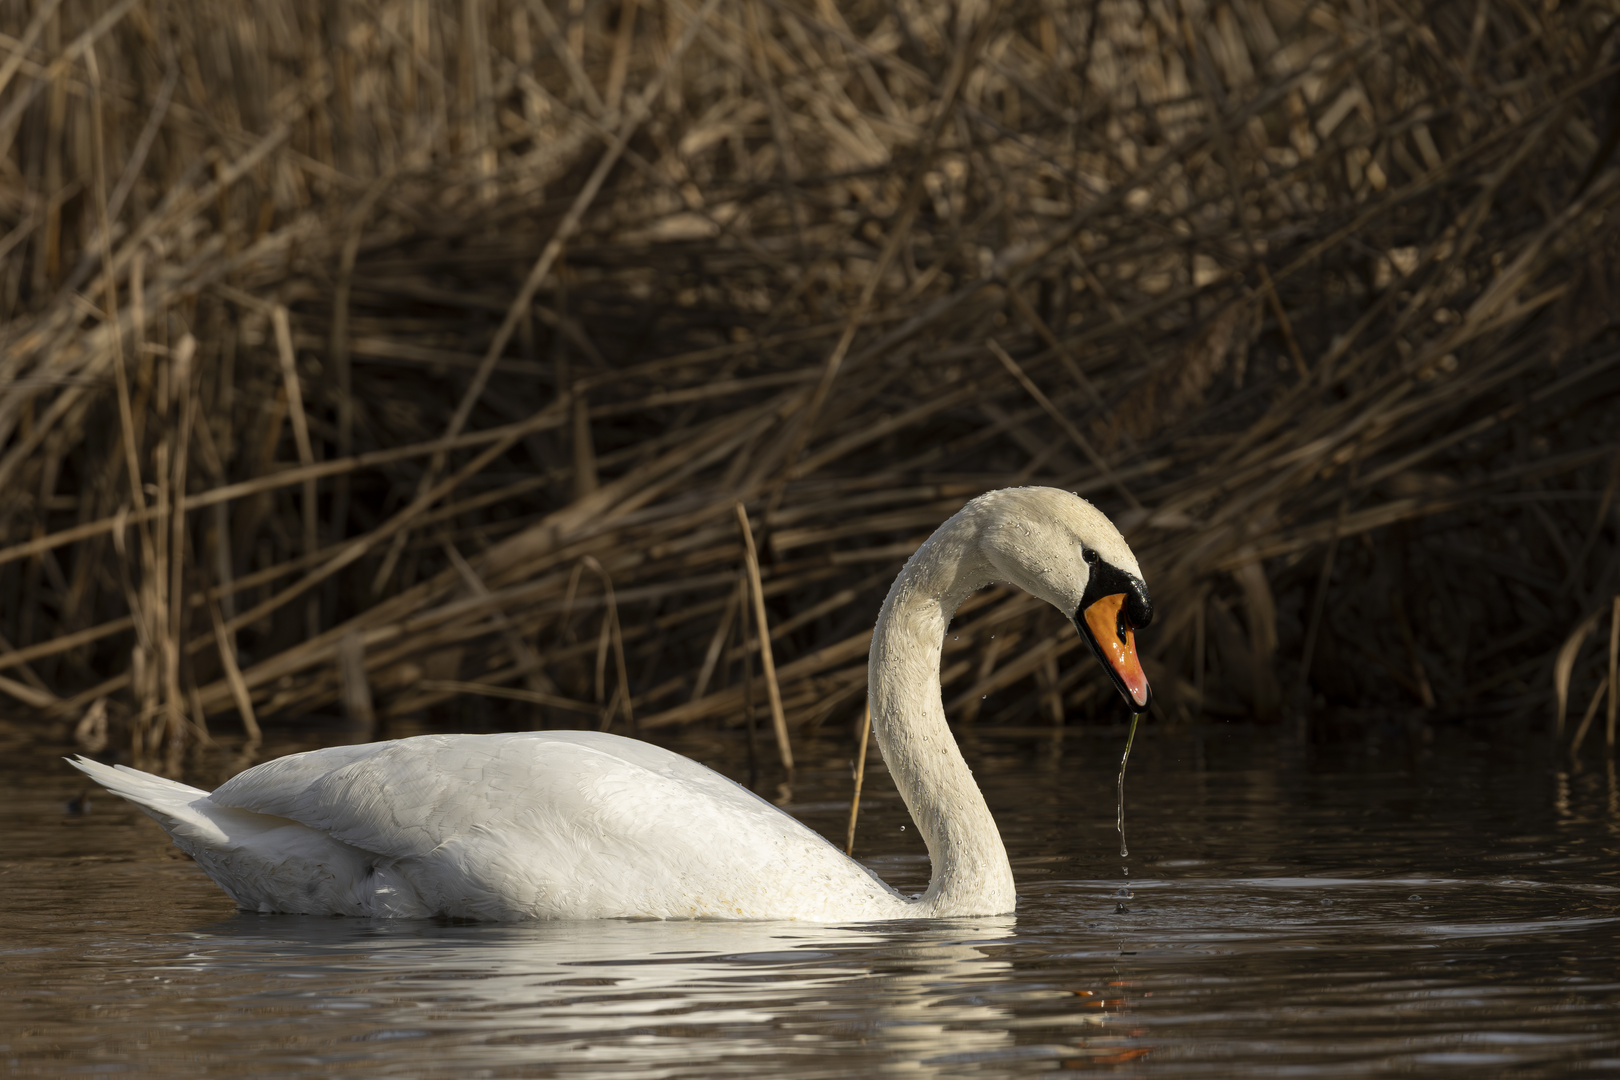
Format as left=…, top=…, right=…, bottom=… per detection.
left=3, top=725, right=1617, bottom=1077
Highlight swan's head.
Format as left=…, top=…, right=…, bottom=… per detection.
left=977, top=487, right=1153, bottom=711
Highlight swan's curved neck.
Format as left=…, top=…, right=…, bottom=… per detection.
left=868, top=514, right=1016, bottom=916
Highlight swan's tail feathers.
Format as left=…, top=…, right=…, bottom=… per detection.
left=66, top=756, right=227, bottom=849
left=65, top=756, right=414, bottom=918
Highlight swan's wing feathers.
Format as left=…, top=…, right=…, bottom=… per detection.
left=210, top=739, right=394, bottom=820
left=534, top=729, right=783, bottom=814
left=208, top=731, right=799, bottom=861
left=212, top=735, right=533, bottom=859
left=207, top=731, right=886, bottom=919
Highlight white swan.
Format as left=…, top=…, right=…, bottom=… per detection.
left=71, top=487, right=1152, bottom=921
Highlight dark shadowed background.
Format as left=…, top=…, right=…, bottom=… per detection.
left=1, top=0, right=1618, bottom=773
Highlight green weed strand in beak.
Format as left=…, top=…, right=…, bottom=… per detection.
left=1116, top=711, right=1143, bottom=860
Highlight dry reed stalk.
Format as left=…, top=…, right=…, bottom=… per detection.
left=578, top=555, right=634, bottom=734
left=396, top=0, right=723, bottom=535
left=735, top=501, right=791, bottom=771
left=417, top=679, right=596, bottom=715
left=1570, top=676, right=1609, bottom=760
left=845, top=699, right=870, bottom=856
left=443, top=542, right=558, bottom=709
left=690, top=574, right=742, bottom=702
left=162, top=336, right=198, bottom=774
left=1609, top=597, right=1619, bottom=753
left=0, top=0, right=1616, bottom=757
left=988, top=339, right=1138, bottom=509
left=1555, top=607, right=1608, bottom=737
left=207, top=598, right=260, bottom=746
left=270, top=307, right=319, bottom=638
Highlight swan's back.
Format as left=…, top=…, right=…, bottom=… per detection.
left=75, top=732, right=904, bottom=922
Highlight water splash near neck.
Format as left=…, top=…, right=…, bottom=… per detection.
left=1114, top=711, right=1143, bottom=913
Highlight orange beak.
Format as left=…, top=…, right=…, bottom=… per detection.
left=1080, top=593, right=1151, bottom=710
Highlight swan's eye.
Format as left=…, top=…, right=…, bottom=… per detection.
left=1082, top=548, right=1099, bottom=566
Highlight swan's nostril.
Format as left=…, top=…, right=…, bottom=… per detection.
left=1128, top=587, right=1153, bottom=630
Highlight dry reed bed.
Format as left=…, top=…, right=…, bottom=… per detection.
left=2, top=0, right=1619, bottom=770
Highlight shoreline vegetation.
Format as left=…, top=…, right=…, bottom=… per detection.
left=1, top=0, right=1618, bottom=772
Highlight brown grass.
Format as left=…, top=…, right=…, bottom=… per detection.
left=2, top=0, right=1619, bottom=770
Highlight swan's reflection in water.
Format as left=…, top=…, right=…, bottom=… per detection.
left=169, top=915, right=1029, bottom=1075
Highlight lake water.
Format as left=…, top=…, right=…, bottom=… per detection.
left=3, top=721, right=1618, bottom=1077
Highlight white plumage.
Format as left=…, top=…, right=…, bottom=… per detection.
left=73, top=731, right=901, bottom=920
left=71, top=487, right=1151, bottom=922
